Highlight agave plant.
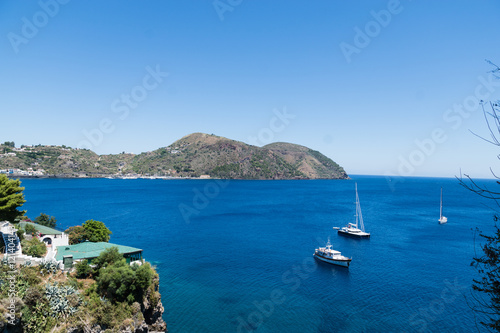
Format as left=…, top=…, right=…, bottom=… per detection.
left=50, top=297, right=73, bottom=318
left=45, top=283, right=60, bottom=301
left=45, top=282, right=81, bottom=318
left=39, top=260, right=59, bottom=275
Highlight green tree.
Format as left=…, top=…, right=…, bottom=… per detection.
left=65, top=225, right=87, bottom=245
left=96, top=257, right=153, bottom=304
left=92, top=247, right=123, bottom=272
left=65, top=220, right=112, bottom=244
left=83, top=219, right=112, bottom=242
left=0, top=174, right=26, bottom=222
left=97, top=259, right=136, bottom=303
left=469, top=227, right=500, bottom=331
left=134, top=263, right=153, bottom=298
left=3, top=141, right=15, bottom=148
left=33, top=213, right=57, bottom=228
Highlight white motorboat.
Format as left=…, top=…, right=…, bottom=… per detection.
left=313, top=238, right=351, bottom=267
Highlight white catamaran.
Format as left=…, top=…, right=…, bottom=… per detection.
left=439, top=187, right=448, bottom=224
left=336, top=183, right=370, bottom=238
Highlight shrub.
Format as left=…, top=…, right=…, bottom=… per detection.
left=21, top=238, right=47, bottom=258
left=21, top=301, right=56, bottom=333
left=97, top=260, right=153, bottom=304
left=85, top=292, right=115, bottom=327
left=16, top=228, right=24, bottom=241
left=25, top=223, right=36, bottom=236
left=97, top=260, right=136, bottom=303
left=75, top=259, right=92, bottom=279
left=135, top=263, right=153, bottom=294
left=20, top=266, right=42, bottom=286
left=66, top=277, right=83, bottom=290
left=23, top=286, right=46, bottom=309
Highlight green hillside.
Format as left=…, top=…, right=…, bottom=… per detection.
left=0, top=134, right=348, bottom=179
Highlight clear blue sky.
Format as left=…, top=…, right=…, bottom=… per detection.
left=1, top=0, right=500, bottom=178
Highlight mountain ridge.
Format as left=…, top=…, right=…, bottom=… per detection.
left=0, top=133, right=349, bottom=180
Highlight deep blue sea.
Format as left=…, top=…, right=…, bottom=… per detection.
left=19, top=175, right=497, bottom=332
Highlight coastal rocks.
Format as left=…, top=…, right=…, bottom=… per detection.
left=141, top=274, right=167, bottom=332
left=133, top=323, right=148, bottom=333
left=64, top=320, right=164, bottom=333
left=144, top=300, right=167, bottom=332
left=62, top=268, right=167, bottom=333
left=0, top=318, right=22, bottom=333
left=65, top=324, right=103, bottom=333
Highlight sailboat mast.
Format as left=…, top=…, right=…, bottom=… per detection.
left=355, top=183, right=365, bottom=232
left=354, top=183, right=358, bottom=228
left=440, top=188, right=443, bottom=218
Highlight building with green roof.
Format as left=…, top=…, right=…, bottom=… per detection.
left=19, top=221, right=63, bottom=235
left=19, top=221, right=69, bottom=249
left=55, top=241, right=143, bottom=264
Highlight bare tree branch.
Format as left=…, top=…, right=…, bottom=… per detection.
left=469, top=102, right=500, bottom=146
left=463, top=61, right=500, bottom=332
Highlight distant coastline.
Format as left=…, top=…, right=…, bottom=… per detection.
left=0, top=133, right=349, bottom=180
left=7, top=174, right=350, bottom=180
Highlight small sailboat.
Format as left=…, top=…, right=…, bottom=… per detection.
left=439, top=187, right=448, bottom=224
left=313, top=238, right=351, bottom=267
left=337, top=183, right=370, bottom=238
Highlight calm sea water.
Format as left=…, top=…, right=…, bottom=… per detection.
left=19, top=176, right=496, bottom=332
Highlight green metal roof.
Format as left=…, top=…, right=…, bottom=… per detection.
left=55, top=241, right=142, bottom=261
left=19, top=221, right=62, bottom=235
